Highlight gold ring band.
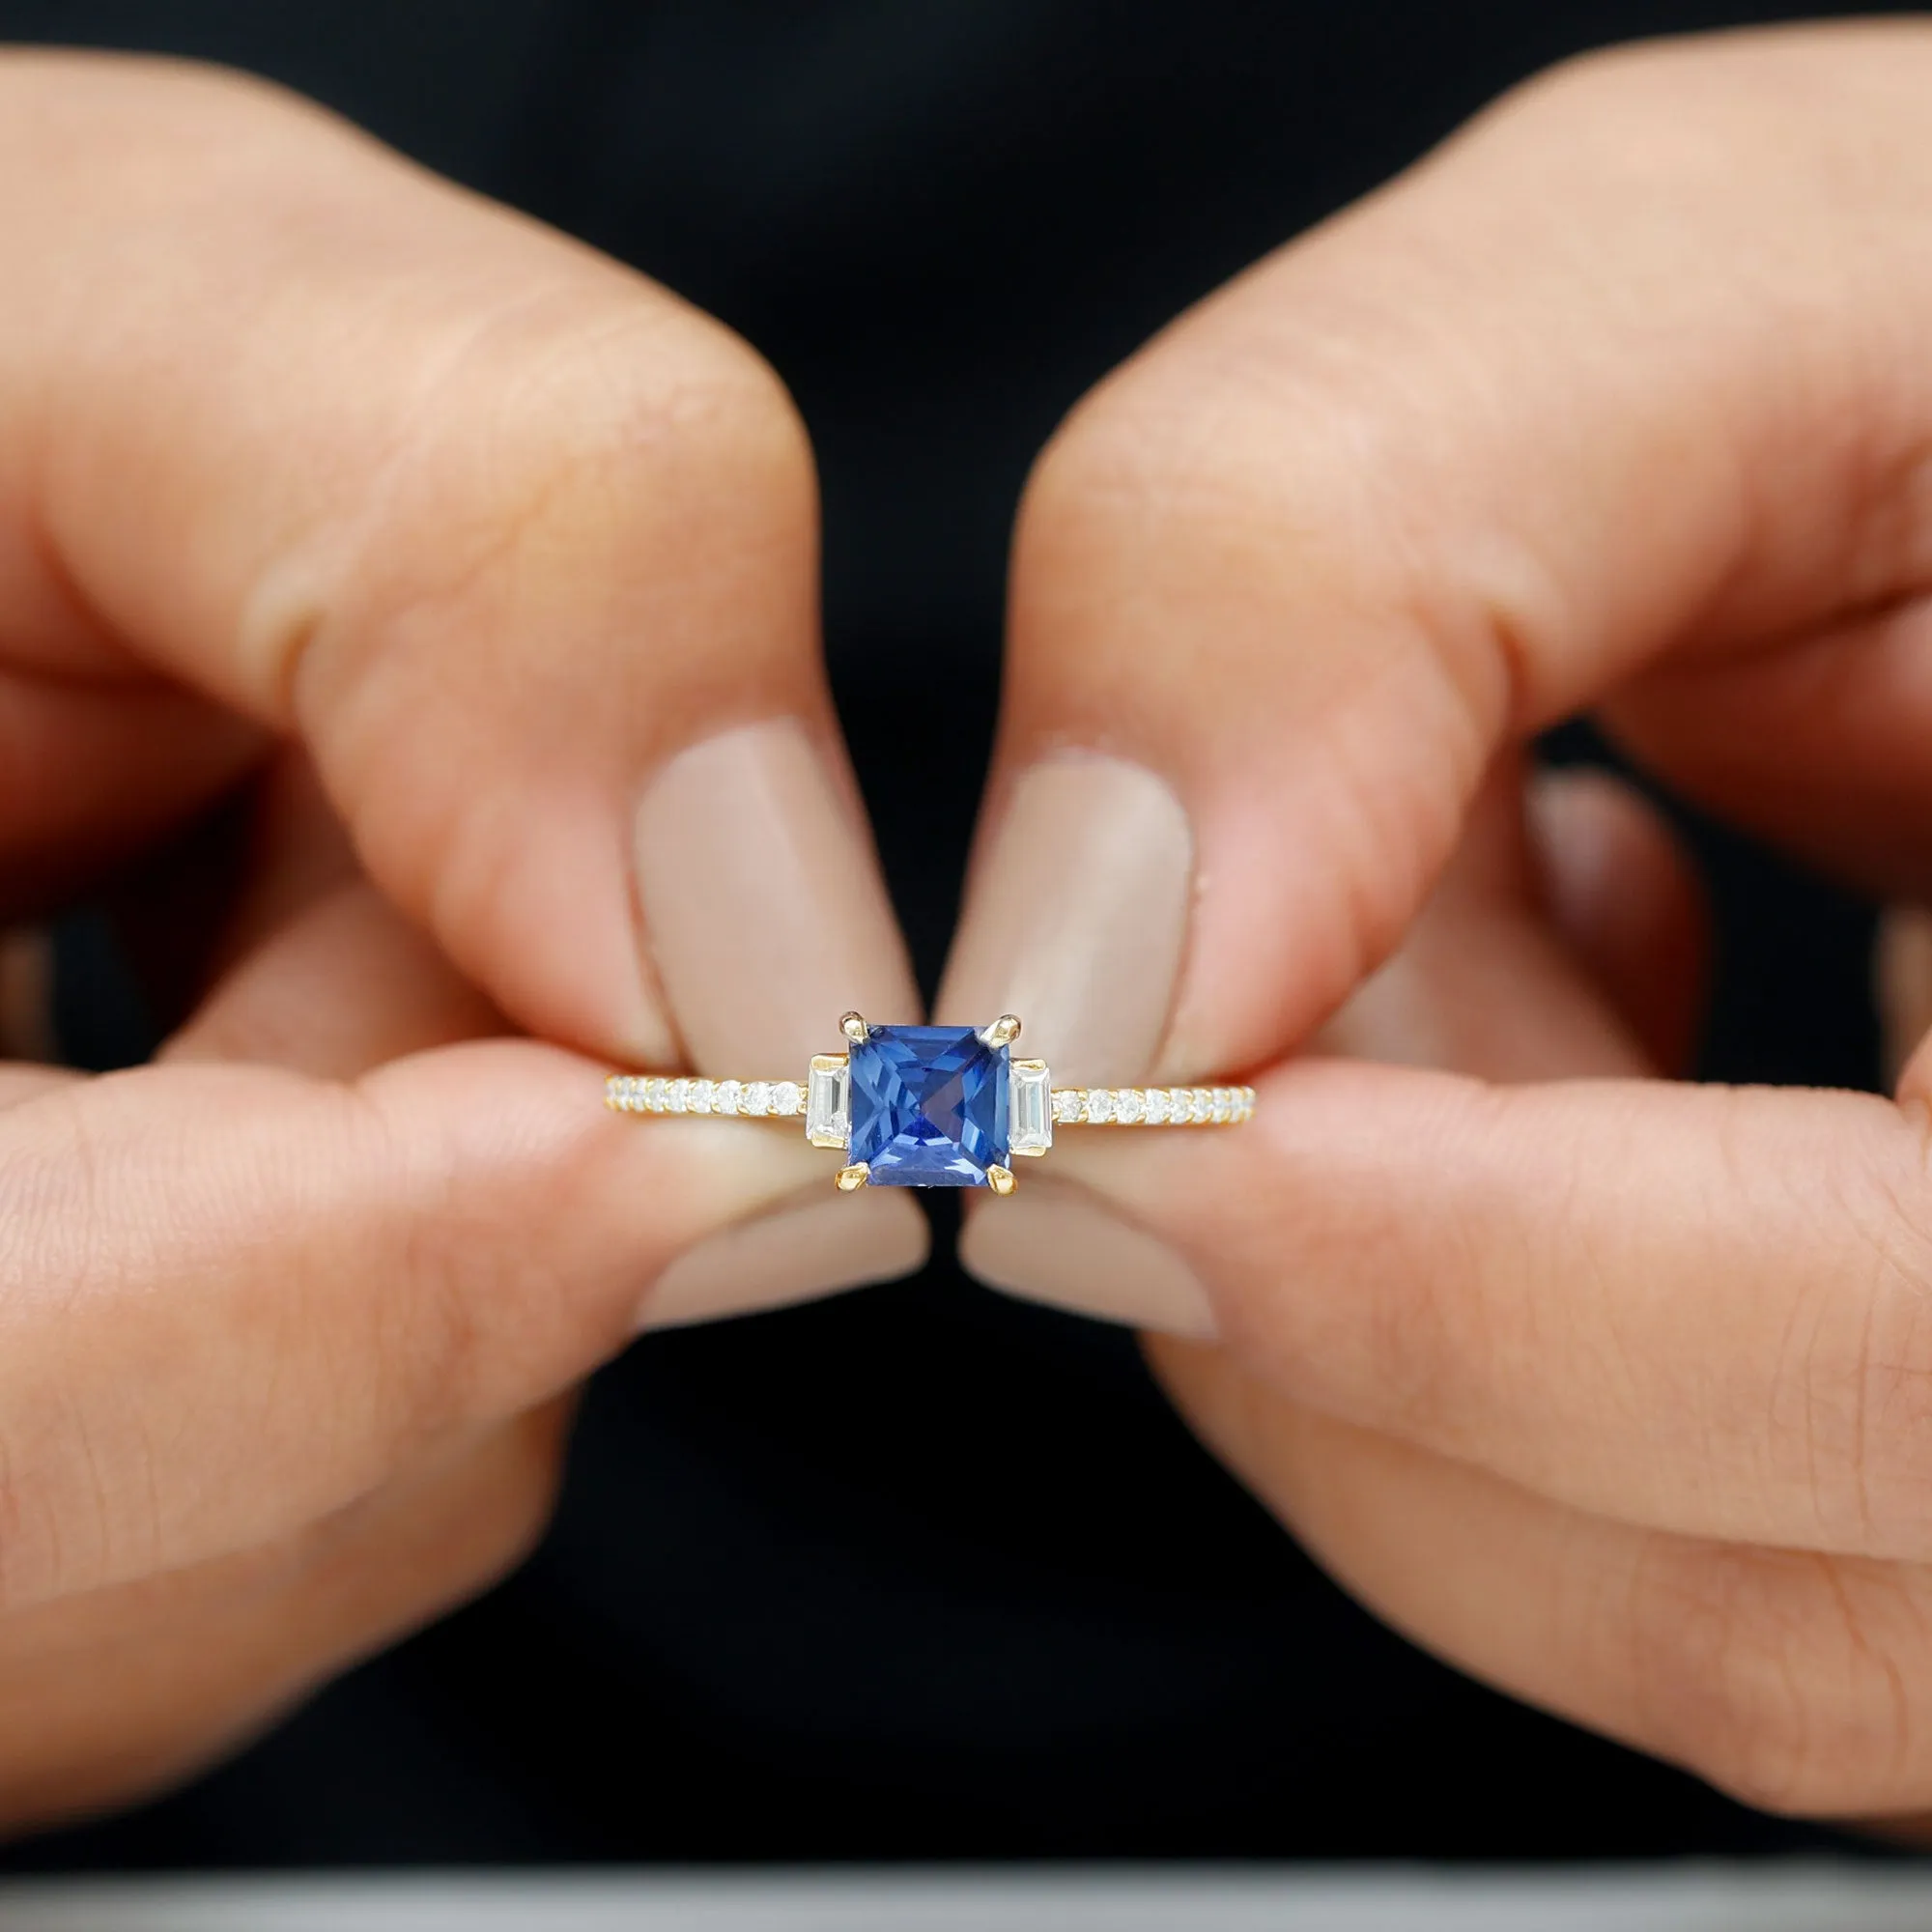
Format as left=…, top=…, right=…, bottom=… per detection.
left=606, top=1011, right=1253, bottom=1195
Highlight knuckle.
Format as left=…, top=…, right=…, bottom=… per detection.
left=1019, top=361, right=1307, bottom=577
left=307, top=301, right=817, bottom=718
left=412, top=305, right=812, bottom=561
left=1627, top=1541, right=1918, bottom=1817
left=1009, top=350, right=1415, bottom=728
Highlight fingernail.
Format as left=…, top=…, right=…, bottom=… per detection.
left=636, top=718, right=919, bottom=1070
left=959, top=1178, right=1216, bottom=1339
left=643, top=1182, right=928, bottom=1330
left=936, top=753, right=1191, bottom=1083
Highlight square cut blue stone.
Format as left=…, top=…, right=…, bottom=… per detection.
left=848, top=1024, right=1009, bottom=1187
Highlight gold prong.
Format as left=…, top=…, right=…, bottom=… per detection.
left=986, top=1165, right=1017, bottom=1196
left=835, top=1161, right=870, bottom=1191
left=987, top=1013, right=1023, bottom=1046
left=839, top=1011, right=869, bottom=1042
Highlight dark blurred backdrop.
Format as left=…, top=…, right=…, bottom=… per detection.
left=0, top=0, right=1907, bottom=1870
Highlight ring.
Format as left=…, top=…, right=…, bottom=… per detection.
left=605, top=1012, right=1254, bottom=1194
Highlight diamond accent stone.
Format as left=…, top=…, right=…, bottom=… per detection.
left=1009, top=1060, right=1053, bottom=1157
left=772, top=1081, right=803, bottom=1118
left=806, top=1057, right=851, bottom=1149
left=712, top=1080, right=740, bottom=1116
left=1033, top=1084, right=1255, bottom=1126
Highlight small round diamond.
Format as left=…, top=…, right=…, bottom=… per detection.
left=665, top=1080, right=689, bottom=1115
left=1188, top=1088, right=1211, bottom=1122
left=1211, top=1088, right=1233, bottom=1122
left=1052, top=1090, right=1085, bottom=1123
left=713, top=1080, right=741, bottom=1116
left=1167, top=1087, right=1192, bottom=1123
left=772, top=1081, right=803, bottom=1117
left=1143, top=1089, right=1169, bottom=1124
left=742, top=1082, right=772, bottom=1117
left=1115, top=1090, right=1146, bottom=1124
left=1086, top=1090, right=1115, bottom=1124
left=641, top=1078, right=665, bottom=1111
left=687, top=1081, right=713, bottom=1115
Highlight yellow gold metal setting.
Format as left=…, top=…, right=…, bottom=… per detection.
left=606, top=1015, right=1256, bottom=1201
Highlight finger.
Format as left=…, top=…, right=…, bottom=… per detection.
left=1605, top=597, right=1932, bottom=907
left=163, top=752, right=502, bottom=1079
left=939, top=24, right=1932, bottom=1084
left=1527, top=768, right=1708, bottom=1077
left=0, top=1040, right=866, bottom=1611
left=166, top=882, right=502, bottom=1077
left=104, top=749, right=357, bottom=1040
left=0, top=1402, right=568, bottom=1834
left=960, top=745, right=1932, bottom=1559
left=963, top=754, right=1657, bottom=1335
left=0, top=54, right=924, bottom=1302
left=1312, top=756, right=1657, bottom=1081
left=1020, top=1063, right=1932, bottom=1563
left=0, top=53, right=918, bottom=1083
left=1151, top=1335, right=1932, bottom=1820
left=174, top=876, right=925, bottom=1335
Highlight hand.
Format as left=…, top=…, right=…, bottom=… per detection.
left=941, top=24, right=1932, bottom=1819
left=0, top=54, right=924, bottom=1832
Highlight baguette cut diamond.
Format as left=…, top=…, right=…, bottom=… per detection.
left=806, top=1057, right=851, bottom=1149
left=1009, top=1060, right=1053, bottom=1156
left=848, top=1024, right=1009, bottom=1186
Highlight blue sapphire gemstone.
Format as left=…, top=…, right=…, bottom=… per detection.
left=847, top=1024, right=1010, bottom=1186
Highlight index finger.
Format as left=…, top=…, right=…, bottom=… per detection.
left=0, top=52, right=914, bottom=1070
left=940, top=24, right=1932, bottom=1081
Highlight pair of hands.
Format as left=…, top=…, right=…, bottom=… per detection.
left=6, top=23, right=1932, bottom=1835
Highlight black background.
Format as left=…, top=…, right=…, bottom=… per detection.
left=0, top=0, right=1908, bottom=1869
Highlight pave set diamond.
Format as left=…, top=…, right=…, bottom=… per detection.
left=607, top=1076, right=805, bottom=1118
left=607, top=1014, right=1252, bottom=1193
left=1052, top=1085, right=1255, bottom=1126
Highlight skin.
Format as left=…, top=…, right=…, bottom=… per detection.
left=0, top=54, right=863, bottom=1832
left=13, top=18, right=1932, bottom=1839
left=978, top=21, right=1932, bottom=1822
